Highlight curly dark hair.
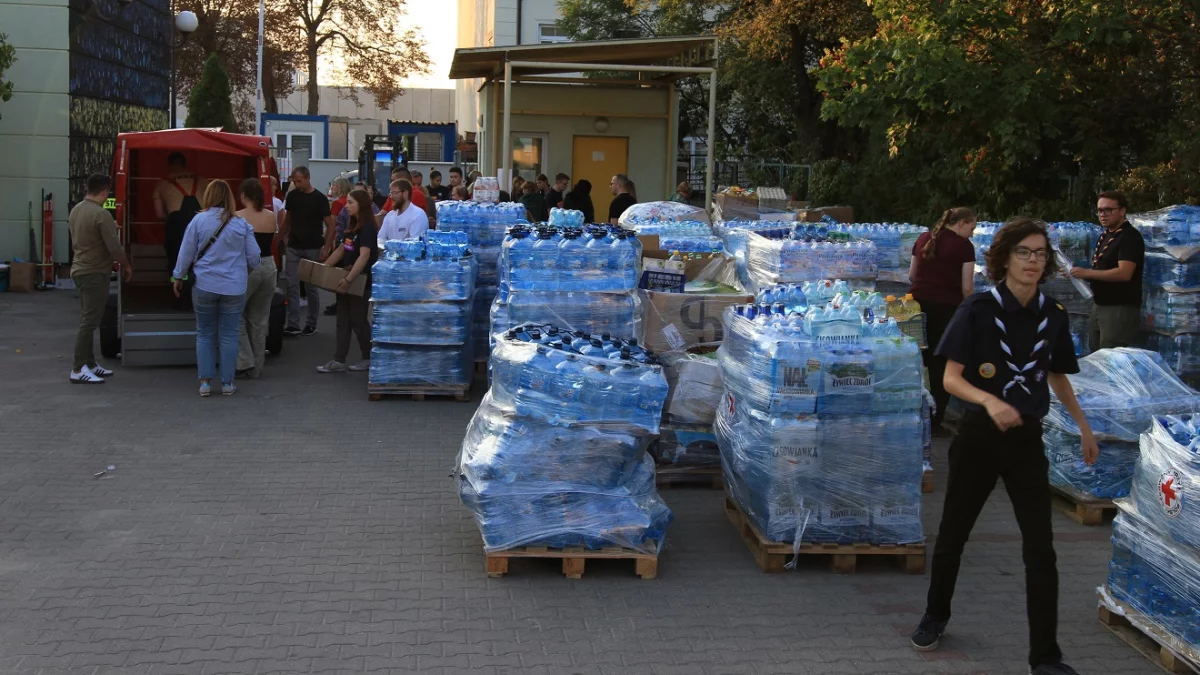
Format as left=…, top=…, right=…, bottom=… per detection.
left=985, top=216, right=1055, bottom=284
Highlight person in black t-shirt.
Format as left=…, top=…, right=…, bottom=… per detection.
left=316, top=189, right=376, bottom=373
left=280, top=166, right=335, bottom=336
left=911, top=218, right=1097, bottom=675
left=1069, top=190, right=1145, bottom=349
left=562, top=180, right=594, bottom=224
left=546, top=173, right=569, bottom=211
left=608, top=173, right=637, bottom=224
left=428, top=170, right=451, bottom=202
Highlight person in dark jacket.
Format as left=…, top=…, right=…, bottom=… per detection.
left=562, top=179, right=595, bottom=224
left=519, top=182, right=548, bottom=222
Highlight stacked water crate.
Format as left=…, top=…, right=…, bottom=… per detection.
left=491, top=208, right=643, bottom=341
left=435, top=201, right=527, bottom=361
left=1133, top=206, right=1200, bottom=385
left=457, top=325, right=673, bottom=576
left=744, top=229, right=878, bottom=295
left=1042, top=349, right=1200, bottom=508
left=1102, top=413, right=1200, bottom=669
left=715, top=299, right=927, bottom=572
left=830, top=223, right=924, bottom=284
left=368, top=233, right=478, bottom=396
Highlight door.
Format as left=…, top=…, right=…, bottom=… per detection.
left=510, top=133, right=548, bottom=183
left=572, top=136, right=628, bottom=222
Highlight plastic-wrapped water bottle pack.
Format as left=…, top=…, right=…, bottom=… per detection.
left=1145, top=252, right=1200, bottom=292
left=1129, top=415, right=1200, bottom=547
left=1140, top=333, right=1200, bottom=380
left=1047, top=222, right=1101, bottom=268
left=629, top=220, right=713, bottom=237
left=499, top=224, right=641, bottom=293
left=1130, top=205, right=1200, bottom=260
left=1143, top=288, right=1200, bottom=334
left=746, top=231, right=878, bottom=288
left=435, top=201, right=527, bottom=248
left=457, top=329, right=673, bottom=553
left=1043, top=348, right=1200, bottom=500
left=548, top=207, right=585, bottom=228
left=1106, top=503, right=1200, bottom=652
left=715, top=305, right=926, bottom=550
left=830, top=223, right=925, bottom=275
left=490, top=288, right=642, bottom=343
left=369, top=239, right=477, bottom=388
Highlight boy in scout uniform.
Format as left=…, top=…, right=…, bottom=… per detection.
left=910, top=218, right=1099, bottom=675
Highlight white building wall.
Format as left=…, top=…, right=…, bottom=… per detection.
left=0, top=0, right=70, bottom=262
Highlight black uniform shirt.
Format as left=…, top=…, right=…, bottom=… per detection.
left=936, top=282, right=1079, bottom=419
left=1089, top=221, right=1145, bottom=307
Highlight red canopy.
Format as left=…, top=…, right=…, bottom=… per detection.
left=114, top=128, right=273, bottom=157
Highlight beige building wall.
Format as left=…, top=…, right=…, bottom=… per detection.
left=0, top=0, right=71, bottom=262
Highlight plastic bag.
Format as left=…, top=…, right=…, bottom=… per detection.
left=618, top=201, right=711, bottom=226
left=663, top=353, right=723, bottom=425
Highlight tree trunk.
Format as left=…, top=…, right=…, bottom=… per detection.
left=787, top=24, right=822, bottom=158
left=263, top=47, right=279, bottom=114
left=306, top=36, right=319, bottom=115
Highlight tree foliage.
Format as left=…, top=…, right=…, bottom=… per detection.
left=816, top=0, right=1200, bottom=221
left=186, top=53, right=239, bottom=131
left=278, top=0, right=431, bottom=114
left=0, top=33, right=14, bottom=120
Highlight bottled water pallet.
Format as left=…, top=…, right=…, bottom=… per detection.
left=1050, top=484, right=1118, bottom=526
left=1099, top=589, right=1200, bottom=674
left=655, top=465, right=723, bottom=490
left=484, top=543, right=660, bottom=580
left=366, top=383, right=473, bottom=402
left=724, top=493, right=927, bottom=575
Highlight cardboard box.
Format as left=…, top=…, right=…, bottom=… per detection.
left=299, top=258, right=366, bottom=296
left=664, top=356, right=723, bottom=425
left=8, top=262, right=37, bottom=292
left=637, top=235, right=754, bottom=353
left=797, top=205, right=856, bottom=224
left=714, top=193, right=759, bottom=221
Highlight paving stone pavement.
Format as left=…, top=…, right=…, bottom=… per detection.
left=0, top=290, right=1160, bottom=675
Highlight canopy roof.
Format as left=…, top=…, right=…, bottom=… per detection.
left=115, top=128, right=272, bottom=156
left=448, top=36, right=718, bottom=81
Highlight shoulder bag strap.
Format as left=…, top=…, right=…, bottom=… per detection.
left=195, top=217, right=232, bottom=264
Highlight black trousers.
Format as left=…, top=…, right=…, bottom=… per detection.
left=921, top=300, right=959, bottom=429
left=925, top=409, right=1062, bottom=668
left=334, top=292, right=371, bottom=363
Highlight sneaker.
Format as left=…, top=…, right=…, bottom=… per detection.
left=222, top=383, right=237, bottom=396
left=301, top=326, right=318, bottom=336
left=1031, top=662, right=1081, bottom=675
left=70, top=368, right=105, bottom=384
left=283, top=326, right=302, bottom=337
left=317, top=360, right=347, bottom=373
left=88, top=364, right=114, bottom=377
left=910, top=614, right=947, bottom=652
left=199, top=381, right=211, bottom=397
left=348, top=359, right=370, bottom=372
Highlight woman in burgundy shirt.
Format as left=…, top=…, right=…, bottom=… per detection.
left=908, top=207, right=977, bottom=433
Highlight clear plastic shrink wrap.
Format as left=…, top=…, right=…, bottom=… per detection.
left=457, top=331, right=672, bottom=553
left=1043, top=348, right=1200, bottom=500
left=715, top=305, right=925, bottom=552
left=1129, top=415, right=1200, bottom=548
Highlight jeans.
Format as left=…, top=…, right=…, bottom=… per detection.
left=285, top=247, right=321, bottom=330
left=920, top=300, right=959, bottom=429
left=925, top=410, right=1061, bottom=668
left=335, top=291, right=371, bottom=363
left=72, top=272, right=110, bottom=371
left=1089, top=303, right=1140, bottom=350
left=193, top=287, right=247, bottom=384
left=237, top=257, right=278, bottom=372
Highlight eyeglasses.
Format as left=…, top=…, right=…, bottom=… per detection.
left=1097, top=207, right=1122, bottom=215
left=1013, top=246, right=1049, bottom=262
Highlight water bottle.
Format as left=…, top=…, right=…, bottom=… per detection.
left=559, top=231, right=584, bottom=291
left=635, top=367, right=668, bottom=429
left=586, top=231, right=610, bottom=290
left=580, top=362, right=612, bottom=421
left=531, top=229, right=560, bottom=290
left=610, top=362, right=641, bottom=422
left=554, top=354, right=585, bottom=417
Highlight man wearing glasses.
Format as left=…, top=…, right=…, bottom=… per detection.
left=1069, top=191, right=1145, bottom=349
left=377, top=179, right=428, bottom=244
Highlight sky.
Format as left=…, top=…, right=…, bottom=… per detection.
left=402, top=10, right=458, bottom=90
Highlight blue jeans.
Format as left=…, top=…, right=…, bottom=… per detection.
left=193, top=287, right=247, bottom=384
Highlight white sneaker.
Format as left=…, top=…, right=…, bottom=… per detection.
left=348, top=359, right=370, bottom=371
left=70, top=368, right=105, bottom=384
left=88, top=364, right=114, bottom=377
left=316, top=360, right=347, bottom=373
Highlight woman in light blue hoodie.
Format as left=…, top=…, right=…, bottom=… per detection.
left=172, top=180, right=260, bottom=396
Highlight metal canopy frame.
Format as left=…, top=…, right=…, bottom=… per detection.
left=449, top=36, right=720, bottom=213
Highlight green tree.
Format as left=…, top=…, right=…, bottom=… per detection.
left=186, top=53, right=239, bottom=132
left=0, top=33, right=15, bottom=120
left=816, top=0, right=1200, bottom=221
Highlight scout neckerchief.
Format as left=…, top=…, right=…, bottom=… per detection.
left=1092, top=222, right=1126, bottom=266
left=990, top=286, right=1048, bottom=398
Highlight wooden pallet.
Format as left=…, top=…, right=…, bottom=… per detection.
left=484, top=544, right=659, bottom=580
left=1099, top=593, right=1200, bottom=674
left=1050, top=484, right=1118, bottom=526
left=724, top=493, right=927, bottom=574
left=655, top=465, right=723, bottom=490
left=367, top=383, right=472, bottom=402
left=921, top=470, right=935, bottom=494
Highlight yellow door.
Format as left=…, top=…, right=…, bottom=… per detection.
left=572, top=136, right=629, bottom=222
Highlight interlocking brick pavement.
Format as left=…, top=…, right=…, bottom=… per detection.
left=0, top=290, right=1160, bottom=675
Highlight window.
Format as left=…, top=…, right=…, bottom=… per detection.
left=538, top=23, right=569, bottom=44
left=510, top=133, right=547, bottom=182
left=275, top=133, right=315, bottom=163
left=414, top=132, right=444, bottom=162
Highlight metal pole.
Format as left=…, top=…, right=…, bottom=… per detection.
left=255, top=0, right=264, bottom=135
left=704, top=43, right=718, bottom=215
left=169, top=0, right=175, bottom=128
left=501, top=61, right=512, bottom=180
